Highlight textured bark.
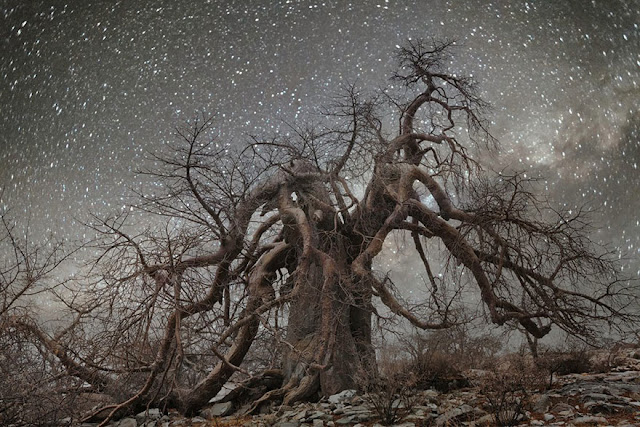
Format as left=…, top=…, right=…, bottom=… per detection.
left=283, top=262, right=372, bottom=397
left=279, top=172, right=377, bottom=399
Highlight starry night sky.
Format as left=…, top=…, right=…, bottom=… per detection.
left=1, top=0, right=639, bottom=276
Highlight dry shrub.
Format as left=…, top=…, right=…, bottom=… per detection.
left=479, top=352, right=547, bottom=426
left=404, top=328, right=503, bottom=370
left=356, top=353, right=423, bottom=425
left=0, top=327, right=80, bottom=426
left=594, top=342, right=640, bottom=372
left=538, top=349, right=591, bottom=373
left=535, top=345, right=592, bottom=388
left=400, top=327, right=502, bottom=392
left=411, top=350, right=470, bottom=392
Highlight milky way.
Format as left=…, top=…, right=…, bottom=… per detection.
left=1, top=0, right=639, bottom=276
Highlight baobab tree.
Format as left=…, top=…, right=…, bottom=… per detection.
left=1, top=39, right=636, bottom=424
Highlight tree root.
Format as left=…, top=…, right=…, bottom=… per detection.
left=246, top=372, right=320, bottom=415
left=283, top=373, right=320, bottom=405
left=218, top=369, right=284, bottom=405
left=247, top=382, right=293, bottom=415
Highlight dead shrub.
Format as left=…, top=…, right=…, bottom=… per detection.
left=0, top=328, right=80, bottom=426
left=399, top=327, right=501, bottom=392
left=479, top=353, right=546, bottom=426
left=411, top=350, right=470, bottom=392
left=404, top=327, right=503, bottom=368
left=535, top=346, right=592, bottom=388
left=356, top=355, right=423, bottom=425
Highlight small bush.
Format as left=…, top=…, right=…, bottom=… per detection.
left=0, top=326, right=82, bottom=427
left=402, top=327, right=504, bottom=375
left=479, top=353, right=546, bottom=426
left=356, top=356, right=423, bottom=425
left=411, top=351, right=470, bottom=392
left=535, top=346, right=592, bottom=388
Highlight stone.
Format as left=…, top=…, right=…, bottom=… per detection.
left=312, top=420, right=324, bottom=427
left=391, top=398, right=403, bottom=409
left=308, top=410, right=330, bottom=420
left=584, top=400, right=632, bottom=414
left=353, top=412, right=373, bottom=422
left=405, top=414, right=432, bottom=423
left=421, top=390, right=439, bottom=401
left=543, top=413, right=555, bottom=421
left=581, top=392, right=615, bottom=402
left=336, top=415, right=356, bottom=424
left=292, top=409, right=309, bottom=421
left=260, top=414, right=278, bottom=425
left=435, top=404, right=476, bottom=427
left=550, top=402, right=574, bottom=417
left=280, top=410, right=298, bottom=419
left=472, top=413, right=496, bottom=426
left=117, top=418, right=137, bottom=427
left=573, top=416, right=609, bottom=425
left=531, top=393, right=551, bottom=412
left=136, top=408, right=162, bottom=424
left=343, top=405, right=370, bottom=415
left=416, top=403, right=438, bottom=413
left=329, top=389, right=357, bottom=404
left=201, top=401, right=234, bottom=418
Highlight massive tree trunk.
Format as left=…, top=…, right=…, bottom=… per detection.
left=283, top=260, right=375, bottom=399
left=276, top=169, right=378, bottom=401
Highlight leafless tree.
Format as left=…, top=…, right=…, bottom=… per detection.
left=2, top=39, right=636, bottom=424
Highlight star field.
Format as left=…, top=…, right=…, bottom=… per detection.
left=1, top=0, right=639, bottom=276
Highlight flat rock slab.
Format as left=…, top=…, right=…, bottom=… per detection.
left=573, top=415, right=609, bottom=425
left=328, top=389, right=357, bottom=404
left=116, top=418, right=137, bottom=427
left=201, top=401, right=234, bottom=418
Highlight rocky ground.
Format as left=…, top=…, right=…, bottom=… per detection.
left=74, top=350, right=640, bottom=427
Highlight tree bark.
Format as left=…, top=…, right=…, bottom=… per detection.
left=283, top=261, right=375, bottom=398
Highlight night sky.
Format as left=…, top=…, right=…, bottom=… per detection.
left=1, top=0, right=639, bottom=278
